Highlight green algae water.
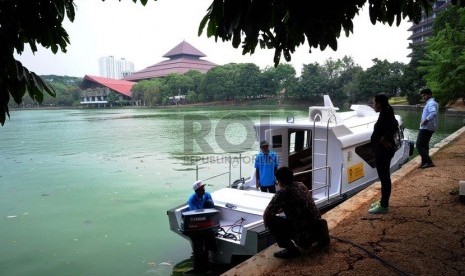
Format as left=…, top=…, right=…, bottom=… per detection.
left=0, top=107, right=305, bottom=276
left=0, top=107, right=463, bottom=276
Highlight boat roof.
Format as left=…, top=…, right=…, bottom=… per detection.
left=255, top=106, right=378, bottom=135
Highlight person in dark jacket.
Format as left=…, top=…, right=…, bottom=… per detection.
left=369, top=94, right=399, bottom=214
left=263, top=167, right=330, bottom=259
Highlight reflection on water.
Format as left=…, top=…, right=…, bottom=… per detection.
left=0, top=107, right=463, bottom=276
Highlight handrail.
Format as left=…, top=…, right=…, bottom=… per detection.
left=311, top=112, right=336, bottom=201
left=312, top=113, right=322, bottom=187
left=195, top=154, right=251, bottom=187
left=339, top=163, right=344, bottom=197
left=293, top=165, right=329, bottom=176
left=201, top=171, right=231, bottom=182
left=294, top=166, right=332, bottom=201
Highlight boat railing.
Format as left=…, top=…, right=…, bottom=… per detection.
left=294, top=166, right=332, bottom=202
left=195, top=154, right=250, bottom=187
left=312, top=112, right=336, bottom=194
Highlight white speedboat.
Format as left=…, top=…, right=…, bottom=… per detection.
left=167, top=95, right=413, bottom=264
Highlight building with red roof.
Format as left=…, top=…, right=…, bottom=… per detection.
left=123, top=41, right=217, bottom=82
left=79, top=41, right=216, bottom=106
left=79, top=75, right=136, bottom=107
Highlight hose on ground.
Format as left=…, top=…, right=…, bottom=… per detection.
left=330, top=235, right=412, bottom=276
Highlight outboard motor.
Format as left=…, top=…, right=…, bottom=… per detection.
left=181, top=209, right=220, bottom=232
left=181, top=209, right=220, bottom=272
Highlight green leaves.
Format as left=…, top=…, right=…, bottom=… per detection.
left=198, top=0, right=437, bottom=67
left=0, top=0, right=162, bottom=125
left=0, top=0, right=76, bottom=125
left=419, top=6, right=465, bottom=107
left=0, top=60, right=56, bottom=125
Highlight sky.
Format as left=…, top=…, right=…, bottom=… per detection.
left=15, top=0, right=413, bottom=78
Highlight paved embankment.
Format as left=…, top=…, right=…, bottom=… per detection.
left=223, top=126, right=465, bottom=276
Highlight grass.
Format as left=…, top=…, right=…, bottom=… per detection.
left=389, top=96, right=408, bottom=105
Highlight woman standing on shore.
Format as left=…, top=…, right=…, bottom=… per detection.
left=369, top=94, right=399, bottom=214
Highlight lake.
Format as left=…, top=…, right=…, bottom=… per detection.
left=0, top=106, right=463, bottom=276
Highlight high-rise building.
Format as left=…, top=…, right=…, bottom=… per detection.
left=116, top=58, right=135, bottom=79
left=98, top=56, right=134, bottom=79
left=408, top=0, right=452, bottom=48
left=98, top=56, right=115, bottom=78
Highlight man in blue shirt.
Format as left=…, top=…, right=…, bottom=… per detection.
left=416, top=88, right=438, bottom=169
left=188, top=180, right=214, bottom=210
left=185, top=180, right=215, bottom=273
left=255, top=140, right=279, bottom=193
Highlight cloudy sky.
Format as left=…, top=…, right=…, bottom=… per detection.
left=15, top=0, right=413, bottom=77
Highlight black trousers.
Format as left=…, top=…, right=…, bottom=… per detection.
left=416, top=129, right=434, bottom=164
left=267, top=216, right=327, bottom=249
left=266, top=215, right=297, bottom=249
left=375, top=148, right=395, bottom=208
left=260, top=185, right=276, bottom=193
left=188, top=231, right=216, bottom=271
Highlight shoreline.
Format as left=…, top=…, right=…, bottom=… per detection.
left=8, top=102, right=465, bottom=114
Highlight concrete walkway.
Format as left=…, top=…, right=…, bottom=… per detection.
left=223, top=126, right=465, bottom=276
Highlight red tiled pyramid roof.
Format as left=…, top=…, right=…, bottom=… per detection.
left=163, top=41, right=206, bottom=58
left=123, top=41, right=216, bottom=82
left=123, top=57, right=216, bottom=81
left=80, top=75, right=135, bottom=97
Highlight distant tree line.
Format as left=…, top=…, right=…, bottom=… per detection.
left=3, top=55, right=451, bottom=111
left=2, top=55, right=432, bottom=110
left=131, top=56, right=421, bottom=109
left=8, top=75, right=82, bottom=108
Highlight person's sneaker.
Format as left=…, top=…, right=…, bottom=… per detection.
left=370, top=200, right=380, bottom=208
left=273, top=247, right=301, bottom=259
left=368, top=202, right=389, bottom=214
left=420, top=163, right=435, bottom=169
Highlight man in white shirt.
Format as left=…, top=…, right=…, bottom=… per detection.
left=416, top=88, right=438, bottom=169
